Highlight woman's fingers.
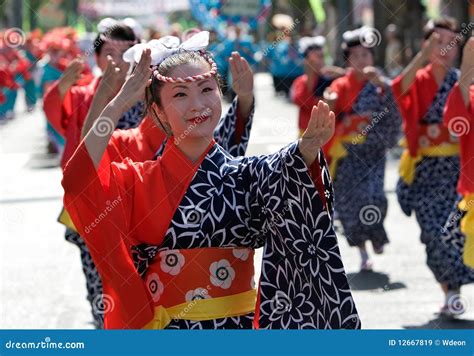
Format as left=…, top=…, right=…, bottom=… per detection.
left=239, top=56, right=250, bottom=76
left=328, top=111, right=336, bottom=129
left=462, top=37, right=474, bottom=66
left=138, top=48, right=151, bottom=70
left=307, top=102, right=320, bottom=133
left=231, top=52, right=245, bottom=74
left=323, top=101, right=330, bottom=125
left=229, top=57, right=237, bottom=78
left=132, top=48, right=152, bottom=81
left=425, top=32, right=440, bottom=54
left=238, top=55, right=248, bottom=75
left=317, top=100, right=326, bottom=129
left=104, top=55, right=116, bottom=76
left=308, top=100, right=333, bottom=134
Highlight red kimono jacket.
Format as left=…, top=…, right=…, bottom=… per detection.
left=291, top=74, right=334, bottom=131
left=392, top=64, right=442, bottom=156
left=62, top=140, right=197, bottom=328
left=43, top=77, right=99, bottom=169
left=323, top=70, right=365, bottom=161
left=444, top=83, right=474, bottom=196
left=107, top=117, right=166, bottom=164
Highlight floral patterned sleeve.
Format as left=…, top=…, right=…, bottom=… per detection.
left=213, top=96, right=254, bottom=157
left=241, top=142, right=360, bottom=329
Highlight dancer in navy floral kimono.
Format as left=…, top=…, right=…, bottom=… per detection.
left=324, top=27, right=401, bottom=271
left=62, top=32, right=360, bottom=329
left=392, top=18, right=462, bottom=315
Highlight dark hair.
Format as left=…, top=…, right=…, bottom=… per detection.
left=341, top=28, right=375, bottom=62
left=342, top=44, right=374, bottom=63
left=145, top=50, right=222, bottom=135
left=423, top=17, right=460, bottom=40
left=304, top=45, right=323, bottom=58
left=94, top=24, right=137, bottom=55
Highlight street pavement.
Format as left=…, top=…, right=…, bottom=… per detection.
left=1, top=73, right=473, bottom=329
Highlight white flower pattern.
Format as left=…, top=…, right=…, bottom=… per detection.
left=232, top=248, right=250, bottom=261
left=146, top=273, right=164, bottom=303
left=160, top=250, right=185, bottom=276
left=210, top=259, right=236, bottom=289
left=427, top=124, right=441, bottom=139
left=185, top=288, right=211, bottom=302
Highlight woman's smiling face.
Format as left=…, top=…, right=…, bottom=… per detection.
left=157, top=62, right=222, bottom=140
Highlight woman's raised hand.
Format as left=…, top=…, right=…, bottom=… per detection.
left=298, top=100, right=335, bottom=166
left=96, top=55, right=127, bottom=102
left=459, top=36, right=474, bottom=105
left=229, top=51, right=254, bottom=100
left=113, top=48, right=152, bottom=112
left=57, top=57, right=84, bottom=97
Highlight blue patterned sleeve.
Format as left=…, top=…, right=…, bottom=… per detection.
left=213, top=96, right=254, bottom=157
left=240, top=143, right=360, bottom=329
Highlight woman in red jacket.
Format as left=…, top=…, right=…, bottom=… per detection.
left=291, top=36, right=344, bottom=136
left=428, top=37, right=474, bottom=317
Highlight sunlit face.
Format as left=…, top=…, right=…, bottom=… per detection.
left=305, top=48, right=325, bottom=73
left=157, top=62, right=222, bottom=140
left=95, top=41, right=131, bottom=74
left=347, top=45, right=374, bottom=73
left=427, top=28, right=459, bottom=68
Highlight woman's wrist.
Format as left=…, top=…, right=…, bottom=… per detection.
left=109, top=91, right=135, bottom=114
left=102, top=98, right=127, bottom=123
left=237, top=93, right=254, bottom=118
left=459, top=66, right=471, bottom=107
left=57, top=78, right=73, bottom=98
left=298, top=137, right=319, bottom=167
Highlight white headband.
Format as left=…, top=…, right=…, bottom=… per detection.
left=97, top=17, right=141, bottom=44
left=123, top=31, right=210, bottom=66
left=299, top=36, right=326, bottom=53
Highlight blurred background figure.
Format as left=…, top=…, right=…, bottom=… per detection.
left=266, top=14, right=303, bottom=98
left=291, top=35, right=344, bottom=135
left=384, top=24, right=403, bottom=78
left=214, top=24, right=260, bottom=100
left=324, top=26, right=401, bottom=272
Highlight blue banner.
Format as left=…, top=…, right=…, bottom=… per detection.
left=0, top=330, right=472, bottom=355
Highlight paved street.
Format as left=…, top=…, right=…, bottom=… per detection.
left=1, top=73, right=473, bottom=329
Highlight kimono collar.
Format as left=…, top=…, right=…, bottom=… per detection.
left=160, top=137, right=216, bottom=179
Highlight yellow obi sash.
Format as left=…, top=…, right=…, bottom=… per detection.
left=328, top=114, right=370, bottom=178
left=399, top=123, right=460, bottom=185
left=143, top=289, right=257, bottom=329
left=139, top=247, right=256, bottom=329
left=58, top=207, right=77, bottom=231
left=459, top=194, right=474, bottom=268
left=399, top=142, right=459, bottom=185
